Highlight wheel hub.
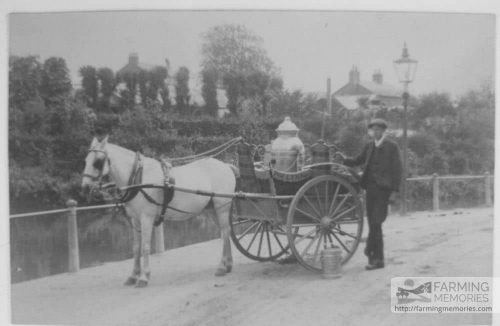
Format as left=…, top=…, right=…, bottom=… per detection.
left=320, top=216, right=333, bottom=230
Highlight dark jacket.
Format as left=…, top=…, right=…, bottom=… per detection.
left=344, top=138, right=403, bottom=192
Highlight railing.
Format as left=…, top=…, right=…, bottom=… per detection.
left=407, top=172, right=493, bottom=211
left=10, top=201, right=165, bottom=274
left=9, top=173, right=493, bottom=275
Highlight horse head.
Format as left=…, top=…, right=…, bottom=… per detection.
left=81, top=134, right=111, bottom=195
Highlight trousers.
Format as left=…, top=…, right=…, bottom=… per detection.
left=366, top=223, right=384, bottom=261
left=364, top=181, right=391, bottom=262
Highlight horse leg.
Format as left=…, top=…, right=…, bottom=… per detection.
left=213, top=200, right=233, bottom=276
left=124, top=217, right=141, bottom=286
left=136, top=214, right=154, bottom=288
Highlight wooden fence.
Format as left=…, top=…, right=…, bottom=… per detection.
left=407, top=172, right=493, bottom=211
left=9, top=173, right=493, bottom=274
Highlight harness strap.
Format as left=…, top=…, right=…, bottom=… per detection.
left=152, top=160, right=177, bottom=226
left=139, top=187, right=189, bottom=213
left=114, top=154, right=197, bottom=226
left=116, top=152, right=143, bottom=203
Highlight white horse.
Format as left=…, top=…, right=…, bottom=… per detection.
left=81, top=135, right=237, bottom=287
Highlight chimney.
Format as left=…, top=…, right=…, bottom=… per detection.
left=349, top=66, right=360, bottom=85
left=129, top=53, right=139, bottom=66
left=373, top=69, right=383, bottom=84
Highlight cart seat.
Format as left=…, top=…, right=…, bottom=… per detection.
left=236, top=141, right=271, bottom=193
left=254, top=168, right=312, bottom=183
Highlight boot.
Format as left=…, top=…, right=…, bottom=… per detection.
left=364, top=248, right=373, bottom=265
left=365, top=259, right=384, bottom=270
left=278, top=253, right=298, bottom=265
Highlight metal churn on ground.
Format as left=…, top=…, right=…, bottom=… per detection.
left=321, top=247, right=343, bottom=279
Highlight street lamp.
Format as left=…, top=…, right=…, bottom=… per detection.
left=393, top=43, right=418, bottom=216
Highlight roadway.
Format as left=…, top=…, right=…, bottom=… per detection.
left=11, top=207, right=494, bottom=326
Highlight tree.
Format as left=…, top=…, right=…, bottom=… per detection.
left=137, top=69, right=151, bottom=105
left=150, top=66, right=169, bottom=110
left=201, top=68, right=219, bottom=116
left=202, top=24, right=273, bottom=77
left=337, top=118, right=368, bottom=157
left=9, top=55, right=42, bottom=108
left=412, top=92, right=455, bottom=129
left=136, top=66, right=169, bottom=108
left=408, top=132, right=438, bottom=158
left=201, top=24, right=279, bottom=115
left=245, top=71, right=283, bottom=116
left=79, top=65, right=98, bottom=108
left=222, top=71, right=243, bottom=114
left=96, top=67, right=116, bottom=112
left=267, top=89, right=305, bottom=119
left=117, top=70, right=138, bottom=108
left=403, top=86, right=494, bottom=175
left=39, top=57, right=72, bottom=106
left=38, top=57, right=73, bottom=135
left=451, top=83, right=494, bottom=173
left=175, top=66, right=190, bottom=111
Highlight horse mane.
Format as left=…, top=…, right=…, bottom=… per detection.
left=107, top=143, right=137, bottom=158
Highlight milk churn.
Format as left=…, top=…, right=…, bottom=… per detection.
left=321, top=247, right=342, bottom=279
left=268, top=116, right=305, bottom=172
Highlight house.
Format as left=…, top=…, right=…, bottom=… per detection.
left=117, top=52, right=157, bottom=76
left=333, top=66, right=404, bottom=111
left=113, top=53, right=168, bottom=105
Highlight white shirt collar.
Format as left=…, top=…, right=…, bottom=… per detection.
left=374, top=134, right=386, bottom=148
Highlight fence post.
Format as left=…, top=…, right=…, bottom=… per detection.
left=154, top=224, right=165, bottom=254
left=432, top=173, right=439, bottom=212
left=66, top=199, right=80, bottom=273
left=485, top=171, right=492, bottom=207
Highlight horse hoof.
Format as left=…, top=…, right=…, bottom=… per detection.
left=226, top=265, right=233, bottom=273
left=214, top=268, right=226, bottom=277
left=135, top=279, right=148, bottom=288
left=124, top=277, right=137, bottom=286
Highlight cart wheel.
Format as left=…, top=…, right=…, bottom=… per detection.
left=230, top=203, right=289, bottom=262
left=286, top=175, right=363, bottom=272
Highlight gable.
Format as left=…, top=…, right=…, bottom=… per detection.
left=359, top=81, right=401, bottom=98
left=333, top=83, right=373, bottom=96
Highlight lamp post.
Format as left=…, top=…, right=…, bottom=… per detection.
left=393, top=43, right=418, bottom=216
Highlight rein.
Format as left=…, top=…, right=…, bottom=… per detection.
left=167, top=137, right=242, bottom=165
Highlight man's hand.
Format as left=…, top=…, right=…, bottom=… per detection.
left=334, top=152, right=346, bottom=162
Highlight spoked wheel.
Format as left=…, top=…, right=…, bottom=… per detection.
left=230, top=202, right=289, bottom=262
left=286, top=175, right=364, bottom=272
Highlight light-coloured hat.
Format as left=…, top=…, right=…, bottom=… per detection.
left=276, top=116, right=299, bottom=132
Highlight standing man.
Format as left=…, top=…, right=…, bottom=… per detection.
left=340, top=118, right=402, bottom=270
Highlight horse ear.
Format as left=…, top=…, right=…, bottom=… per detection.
left=95, top=134, right=109, bottom=145
left=90, top=137, right=99, bottom=148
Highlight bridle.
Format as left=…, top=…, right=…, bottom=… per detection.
left=83, top=148, right=111, bottom=187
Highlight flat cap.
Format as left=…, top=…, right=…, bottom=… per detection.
left=368, top=118, right=388, bottom=129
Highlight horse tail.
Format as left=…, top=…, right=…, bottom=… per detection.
left=228, top=164, right=240, bottom=178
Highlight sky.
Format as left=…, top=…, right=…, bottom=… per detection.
left=9, top=11, right=496, bottom=98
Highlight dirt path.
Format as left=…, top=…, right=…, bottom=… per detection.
left=11, top=208, right=494, bottom=326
